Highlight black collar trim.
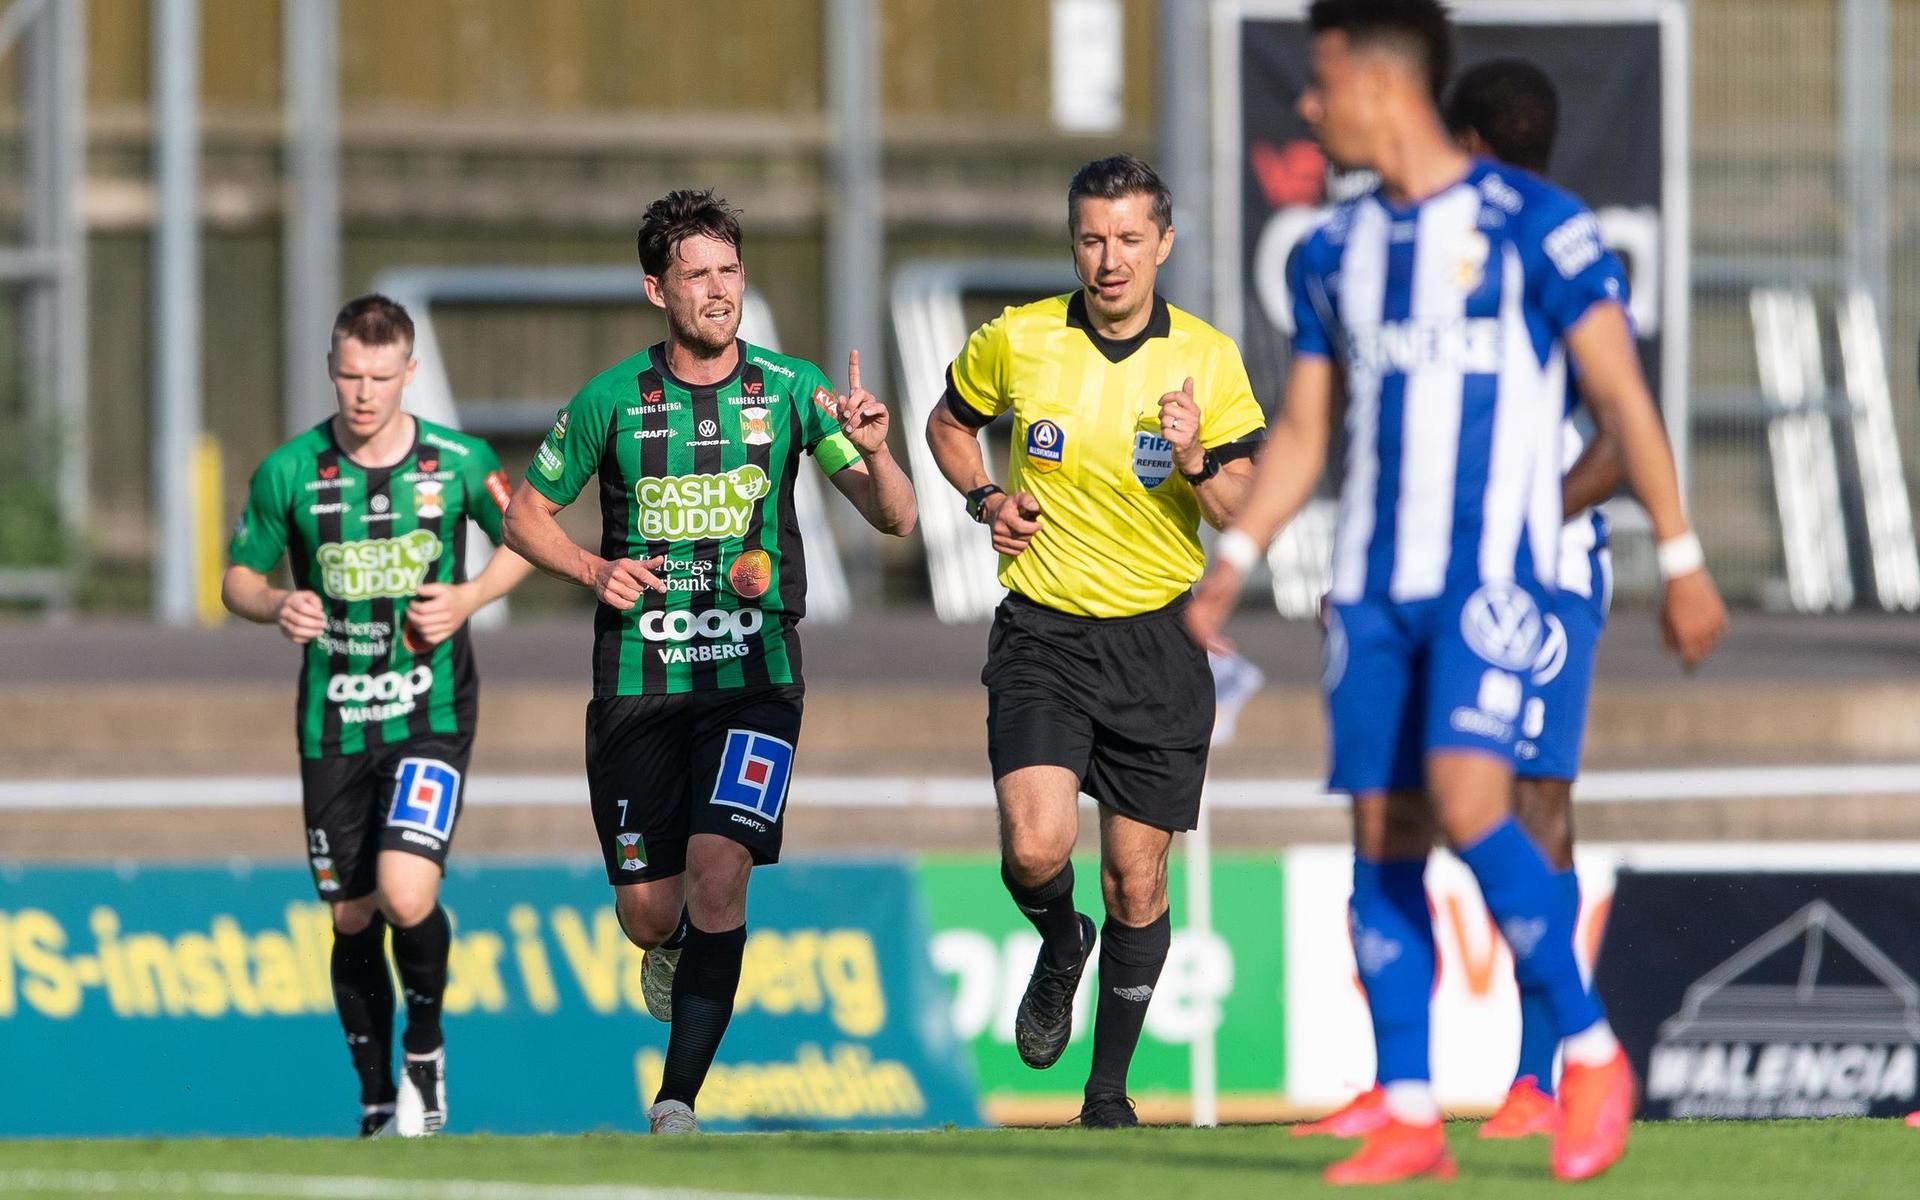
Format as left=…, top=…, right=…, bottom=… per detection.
left=652, top=340, right=747, bottom=393
left=1066, top=291, right=1172, bottom=364
left=326, top=413, right=419, bottom=473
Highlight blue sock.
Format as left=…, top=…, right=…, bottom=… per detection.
left=1513, top=868, right=1580, bottom=1093
left=1460, top=820, right=1601, bottom=1041
left=1350, top=857, right=1436, bottom=1085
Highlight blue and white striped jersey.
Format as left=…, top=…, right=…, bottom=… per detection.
left=1557, top=389, right=1612, bottom=603
left=1289, top=159, right=1629, bottom=605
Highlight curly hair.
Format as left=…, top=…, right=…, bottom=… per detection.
left=636, top=189, right=744, bottom=278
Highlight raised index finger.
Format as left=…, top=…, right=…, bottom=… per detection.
left=848, top=348, right=862, bottom=394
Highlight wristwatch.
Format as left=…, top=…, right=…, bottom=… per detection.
left=1182, top=449, right=1221, bottom=485
left=965, top=483, right=1006, bottom=524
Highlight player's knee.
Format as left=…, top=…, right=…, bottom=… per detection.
left=614, top=897, right=679, bottom=951
left=684, top=862, right=750, bottom=928
left=379, top=887, right=439, bottom=929
left=1514, top=780, right=1576, bottom=870
left=1002, top=839, right=1071, bottom=889
left=1100, top=863, right=1166, bottom=926
left=331, top=900, right=378, bottom=936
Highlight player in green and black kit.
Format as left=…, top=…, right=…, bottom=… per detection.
left=223, top=295, right=534, bottom=1138
left=504, top=190, right=917, bottom=1134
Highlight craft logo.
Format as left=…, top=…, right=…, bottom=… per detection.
left=1645, top=901, right=1920, bottom=1119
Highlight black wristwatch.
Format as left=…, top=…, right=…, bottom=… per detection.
left=965, top=483, right=1006, bottom=523
left=1182, top=449, right=1221, bottom=485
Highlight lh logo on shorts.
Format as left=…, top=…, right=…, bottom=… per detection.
left=389, top=758, right=460, bottom=838
left=711, top=730, right=794, bottom=823
left=1460, top=583, right=1544, bottom=672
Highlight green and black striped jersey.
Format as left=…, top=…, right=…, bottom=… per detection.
left=229, top=417, right=511, bottom=759
left=527, top=339, right=860, bottom=697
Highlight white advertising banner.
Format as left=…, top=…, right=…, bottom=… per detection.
left=1281, top=842, right=1920, bottom=1110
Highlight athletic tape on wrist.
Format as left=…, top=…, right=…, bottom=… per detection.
left=1215, top=529, right=1261, bottom=575
left=1657, top=532, right=1705, bottom=580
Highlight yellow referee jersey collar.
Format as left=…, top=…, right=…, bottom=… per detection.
left=1065, top=291, right=1172, bottom=364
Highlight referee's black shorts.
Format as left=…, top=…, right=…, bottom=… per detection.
left=983, top=591, right=1214, bottom=831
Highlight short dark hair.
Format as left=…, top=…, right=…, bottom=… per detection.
left=1446, top=59, right=1559, bottom=174
left=332, top=293, right=414, bottom=352
left=637, top=189, right=743, bottom=278
left=1067, top=154, right=1173, bottom=233
left=1308, top=0, right=1453, bottom=99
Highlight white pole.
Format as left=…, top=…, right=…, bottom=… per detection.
left=151, top=0, right=201, bottom=626
left=1186, top=786, right=1219, bottom=1128
left=283, top=0, right=341, bottom=434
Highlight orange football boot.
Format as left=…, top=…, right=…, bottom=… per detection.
left=1324, top=1118, right=1456, bottom=1186
left=1479, top=1076, right=1559, bottom=1139
left=1552, top=1049, right=1636, bottom=1182
left=1293, top=1086, right=1389, bottom=1138
left=1905, top=1110, right=1920, bottom=1128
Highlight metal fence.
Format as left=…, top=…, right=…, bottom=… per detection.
left=3, top=0, right=1919, bottom=612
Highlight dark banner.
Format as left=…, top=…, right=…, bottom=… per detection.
left=1596, top=871, right=1920, bottom=1120
left=1219, top=6, right=1677, bottom=408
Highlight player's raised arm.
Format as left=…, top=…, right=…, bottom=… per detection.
left=817, top=349, right=917, bottom=536
left=1564, top=303, right=1728, bottom=667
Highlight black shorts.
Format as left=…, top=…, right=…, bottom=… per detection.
left=585, top=685, right=804, bottom=884
left=298, top=733, right=472, bottom=902
left=984, top=592, right=1214, bottom=832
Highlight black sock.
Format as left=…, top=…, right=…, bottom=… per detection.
left=1085, top=910, right=1171, bottom=1101
left=1002, top=860, right=1084, bottom=969
left=330, top=916, right=395, bottom=1106
left=660, top=907, right=691, bottom=952
left=389, top=906, right=452, bottom=1057
left=654, top=922, right=747, bottom=1110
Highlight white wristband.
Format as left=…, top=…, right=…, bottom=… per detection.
left=1657, top=532, right=1705, bottom=580
left=1215, top=529, right=1262, bottom=575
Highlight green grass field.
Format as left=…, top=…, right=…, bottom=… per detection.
left=0, top=1121, right=1909, bottom=1199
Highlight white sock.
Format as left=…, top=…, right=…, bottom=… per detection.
left=1382, top=1080, right=1440, bottom=1125
left=1563, top=1018, right=1620, bottom=1067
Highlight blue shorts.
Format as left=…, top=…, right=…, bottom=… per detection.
left=1515, top=565, right=1610, bottom=781
left=1325, top=582, right=1550, bottom=794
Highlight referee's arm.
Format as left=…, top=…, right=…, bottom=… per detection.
left=926, top=393, right=1041, bottom=555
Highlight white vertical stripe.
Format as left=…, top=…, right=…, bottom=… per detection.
left=1529, top=349, right=1568, bottom=589
left=1389, top=187, right=1479, bottom=601
left=1557, top=419, right=1598, bottom=597
left=1329, top=201, right=1390, bottom=603
left=1480, top=245, right=1550, bottom=585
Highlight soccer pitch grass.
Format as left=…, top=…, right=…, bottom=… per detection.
left=0, top=1121, right=1907, bottom=1199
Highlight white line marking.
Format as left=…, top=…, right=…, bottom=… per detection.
left=6, top=764, right=1920, bottom=813
left=0, top=1169, right=844, bottom=1200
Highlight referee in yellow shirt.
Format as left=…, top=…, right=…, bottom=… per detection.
left=925, top=155, right=1266, bottom=1126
